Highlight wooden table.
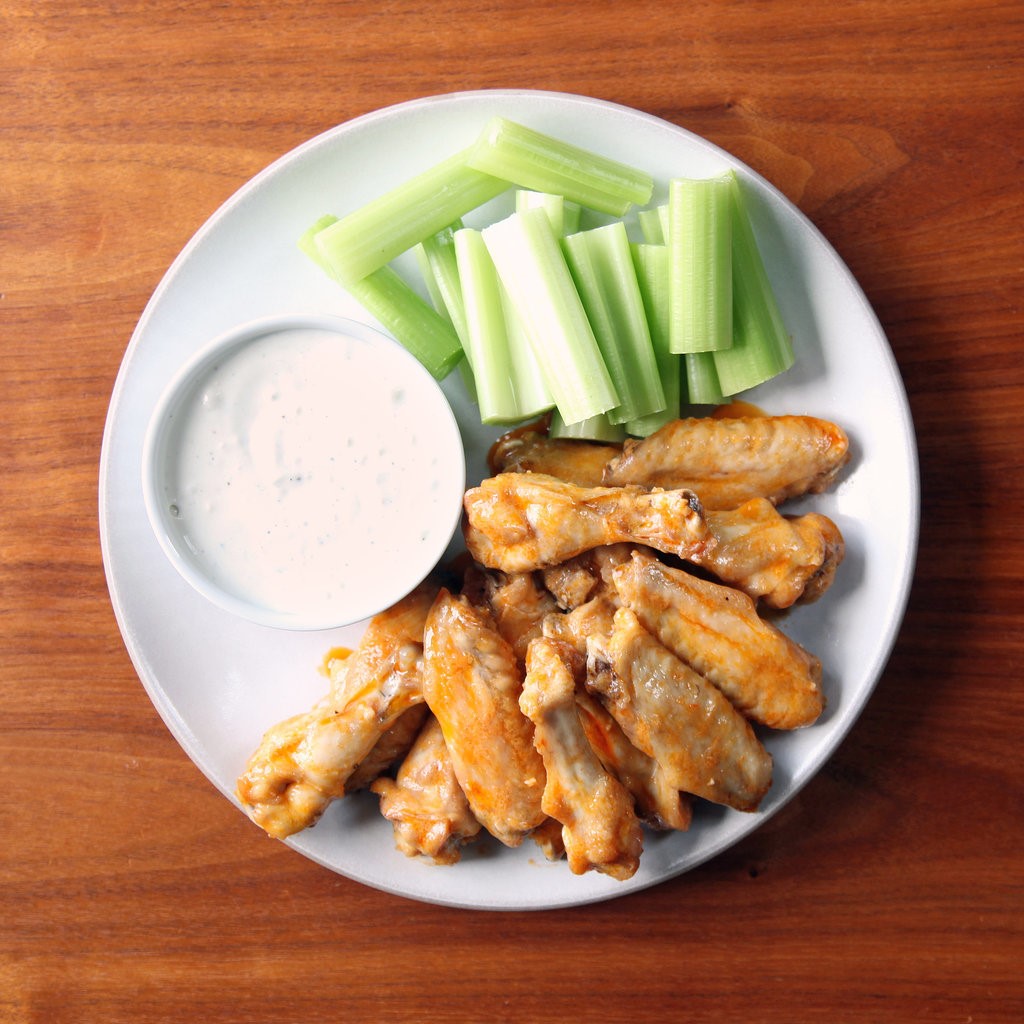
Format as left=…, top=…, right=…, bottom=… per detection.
left=4, top=1, right=1022, bottom=1020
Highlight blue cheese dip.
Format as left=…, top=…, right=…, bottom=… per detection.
left=151, top=319, right=465, bottom=628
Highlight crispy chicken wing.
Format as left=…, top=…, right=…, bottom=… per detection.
left=541, top=594, right=620, bottom=656
left=520, top=637, right=643, bottom=880
left=587, top=607, right=773, bottom=812
left=346, top=704, right=429, bottom=792
left=613, top=550, right=823, bottom=729
left=371, top=714, right=482, bottom=865
left=698, top=498, right=845, bottom=608
left=422, top=589, right=546, bottom=847
left=463, top=472, right=713, bottom=574
left=489, top=419, right=621, bottom=486
left=236, top=583, right=436, bottom=838
left=602, top=414, right=850, bottom=509
left=575, top=690, right=693, bottom=832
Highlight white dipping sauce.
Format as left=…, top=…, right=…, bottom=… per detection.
left=157, top=324, right=464, bottom=627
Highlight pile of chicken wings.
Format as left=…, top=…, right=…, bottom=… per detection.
left=237, top=410, right=850, bottom=881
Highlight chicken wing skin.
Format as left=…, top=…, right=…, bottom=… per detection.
left=236, top=583, right=436, bottom=839
left=613, top=550, right=823, bottom=729
left=489, top=420, right=621, bottom=486
left=520, top=637, right=643, bottom=880
left=541, top=594, right=620, bottom=656
left=371, top=714, right=482, bottom=865
left=462, top=565, right=559, bottom=667
left=586, top=607, right=773, bottom=812
left=422, top=589, right=546, bottom=847
left=698, top=498, right=845, bottom=608
left=463, top=472, right=713, bottom=574
left=575, top=690, right=693, bottom=832
left=601, top=414, right=850, bottom=509
left=540, top=543, right=640, bottom=610
left=346, top=704, right=429, bottom=793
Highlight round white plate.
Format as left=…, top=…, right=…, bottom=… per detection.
left=99, top=89, right=919, bottom=911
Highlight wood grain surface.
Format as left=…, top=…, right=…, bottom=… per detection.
left=3, top=1, right=1022, bottom=1021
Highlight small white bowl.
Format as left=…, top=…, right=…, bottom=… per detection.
left=142, top=313, right=466, bottom=630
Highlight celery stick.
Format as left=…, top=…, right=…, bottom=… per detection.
left=549, top=409, right=626, bottom=443
left=300, top=215, right=463, bottom=380
left=313, top=148, right=508, bottom=285
left=563, top=223, right=665, bottom=425
left=638, top=206, right=667, bottom=245
left=669, top=175, right=733, bottom=354
left=685, top=351, right=726, bottom=405
left=500, top=280, right=555, bottom=419
left=469, top=117, right=653, bottom=217
left=483, top=208, right=618, bottom=426
left=454, top=228, right=521, bottom=423
left=346, top=267, right=464, bottom=381
left=629, top=243, right=682, bottom=434
left=417, top=223, right=470, bottom=346
left=713, top=172, right=795, bottom=394
left=515, top=190, right=582, bottom=235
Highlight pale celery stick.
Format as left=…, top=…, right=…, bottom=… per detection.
left=499, top=279, right=555, bottom=419
left=637, top=206, right=668, bottom=245
left=629, top=243, right=682, bottom=435
left=549, top=409, right=627, bottom=443
left=515, top=190, right=582, bottom=236
left=454, top=227, right=521, bottom=423
left=313, top=148, right=508, bottom=285
left=713, top=172, right=795, bottom=394
left=299, top=216, right=463, bottom=381
left=469, top=117, right=653, bottom=217
left=483, top=208, right=618, bottom=426
left=417, top=223, right=470, bottom=346
left=669, top=175, right=733, bottom=354
left=562, top=222, right=665, bottom=425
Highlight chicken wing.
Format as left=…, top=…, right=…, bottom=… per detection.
left=575, top=690, right=693, bottom=832
left=462, top=564, right=559, bottom=666
left=347, top=704, right=429, bottom=792
left=698, top=498, right=845, bottom=608
left=371, top=714, right=482, bottom=865
left=489, top=419, right=621, bottom=486
left=587, top=607, right=773, bottom=812
left=613, top=550, right=823, bottom=729
left=422, top=589, right=546, bottom=847
left=541, top=594, right=620, bottom=656
left=463, top=472, right=713, bottom=574
left=520, top=637, right=643, bottom=880
left=602, top=414, right=850, bottom=509
left=236, top=582, right=436, bottom=838
left=540, top=543, right=640, bottom=610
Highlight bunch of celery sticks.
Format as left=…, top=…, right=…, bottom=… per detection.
left=300, top=117, right=793, bottom=440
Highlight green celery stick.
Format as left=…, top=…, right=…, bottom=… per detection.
left=685, top=351, right=726, bottom=405
left=469, top=117, right=653, bottom=217
left=416, top=222, right=470, bottom=346
left=629, top=243, right=682, bottom=435
left=713, top=172, right=795, bottom=394
left=454, top=227, right=521, bottom=423
left=299, top=215, right=463, bottom=381
left=313, top=148, right=508, bottom=285
left=637, top=206, right=668, bottom=245
left=483, top=208, right=618, bottom=426
left=563, top=222, right=665, bottom=425
left=669, top=175, right=733, bottom=354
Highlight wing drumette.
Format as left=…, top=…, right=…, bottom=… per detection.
left=519, top=637, right=643, bottom=880
left=463, top=472, right=713, bottom=574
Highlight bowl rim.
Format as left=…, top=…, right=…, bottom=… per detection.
left=140, top=311, right=467, bottom=631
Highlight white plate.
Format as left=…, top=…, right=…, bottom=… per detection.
left=99, top=89, right=919, bottom=911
